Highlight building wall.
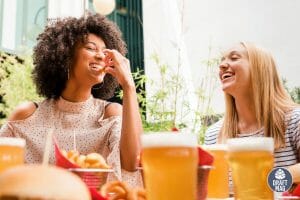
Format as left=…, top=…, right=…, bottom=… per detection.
left=48, top=0, right=85, bottom=19
left=0, top=0, right=86, bottom=53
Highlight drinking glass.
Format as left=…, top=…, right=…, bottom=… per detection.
left=142, top=133, right=198, bottom=200
left=227, top=137, right=274, bottom=200
left=0, top=137, right=25, bottom=173
left=204, top=144, right=229, bottom=198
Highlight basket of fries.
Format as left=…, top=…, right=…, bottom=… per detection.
left=53, top=137, right=113, bottom=190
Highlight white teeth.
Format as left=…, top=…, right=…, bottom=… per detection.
left=91, top=64, right=99, bottom=68
left=90, top=63, right=102, bottom=69
left=222, top=73, right=233, bottom=80
left=90, top=63, right=105, bottom=72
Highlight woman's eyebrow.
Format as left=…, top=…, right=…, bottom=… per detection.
left=220, top=50, right=241, bottom=61
left=86, top=41, right=97, bottom=46
left=85, top=41, right=106, bottom=50
left=228, top=51, right=241, bottom=56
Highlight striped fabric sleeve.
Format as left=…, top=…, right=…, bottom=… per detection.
left=290, top=109, right=300, bottom=156
left=204, top=119, right=223, bottom=145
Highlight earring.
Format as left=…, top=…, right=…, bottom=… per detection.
left=67, top=67, right=70, bottom=80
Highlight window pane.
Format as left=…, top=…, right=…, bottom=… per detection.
left=0, top=0, right=47, bottom=54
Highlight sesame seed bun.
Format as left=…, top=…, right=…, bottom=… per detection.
left=0, top=165, right=91, bottom=200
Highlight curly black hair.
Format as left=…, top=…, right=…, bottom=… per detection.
left=32, top=13, right=127, bottom=100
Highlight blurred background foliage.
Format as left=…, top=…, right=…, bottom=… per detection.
left=283, top=79, right=300, bottom=104
left=0, top=52, right=42, bottom=124
left=117, top=52, right=223, bottom=144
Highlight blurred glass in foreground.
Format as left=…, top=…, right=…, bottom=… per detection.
left=0, top=137, right=25, bottom=173
left=142, top=132, right=198, bottom=200
left=227, top=137, right=274, bottom=200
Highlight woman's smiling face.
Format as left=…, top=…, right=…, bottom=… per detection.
left=219, top=44, right=252, bottom=97
left=70, top=33, right=107, bottom=87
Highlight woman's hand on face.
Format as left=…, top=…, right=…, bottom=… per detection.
left=103, top=49, right=135, bottom=89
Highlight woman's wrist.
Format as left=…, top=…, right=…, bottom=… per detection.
left=121, top=79, right=136, bottom=92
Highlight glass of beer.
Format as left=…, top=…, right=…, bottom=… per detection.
left=204, top=144, right=229, bottom=198
left=227, top=137, right=274, bottom=200
left=141, top=132, right=198, bottom=200
left=0, top=137, right=26, bottom=173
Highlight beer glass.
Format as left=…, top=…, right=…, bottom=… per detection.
left=142, top=133, right=198, bottom=200
left=0, top=137, right=25, bottom=173
left=204, top=144, right=229, bottom=198
left=227, top=137, right=274, bottom=200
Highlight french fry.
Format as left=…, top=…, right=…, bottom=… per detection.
left=100, top=181, right=128, bottom=199
left=100, top=181, right=147, bottom=200
left=61, top=149, right=111, bottom=169
left=61, top=149, right=68, bottom=158
left=86, top=153, right=106, bottom=164
left=75, top=155, right=86, bottom=168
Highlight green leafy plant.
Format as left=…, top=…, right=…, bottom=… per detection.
left=191, top=47, right=222, bottom=143
left=290, top=87, right=300, bottom=104
left=282, top=79, right=300, bottom=104
left=144, top=53, right=191, bottom=132
left=117, top=52, right=190, bottom=132
left=0, top=52, right=42, bottom=124
left=119, top=50, right=222, bottom=143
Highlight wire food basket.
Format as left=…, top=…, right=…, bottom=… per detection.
left=53, top=137, right=114, bottom=189
left=68, top=168, right=115, bottom=189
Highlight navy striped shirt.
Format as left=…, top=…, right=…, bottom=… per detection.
left=204, top=108, right=300, bottom=167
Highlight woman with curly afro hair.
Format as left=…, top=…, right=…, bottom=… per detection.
left=0, top=13, right=143, bottom=186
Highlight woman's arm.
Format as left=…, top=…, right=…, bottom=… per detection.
left=120, top=83, right=142, bottom=171
left=287, top=163, right=300, bottom=183
left=0, top=102, right=37, bottom=137
left=104, top=49, right=142, bottom=171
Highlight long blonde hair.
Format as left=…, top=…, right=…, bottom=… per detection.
left=219, top=42, right=297, bottom=148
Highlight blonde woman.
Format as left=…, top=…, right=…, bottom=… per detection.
left=205, top=42, right=300, bottom=168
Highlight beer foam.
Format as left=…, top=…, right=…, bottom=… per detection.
left=227, top=137, right=274, bottom=152
left=142, top=133, right=198, bottom=148
left=0, top=137, right=26, bottom=147
left=202, top=144, right=228, bottom=151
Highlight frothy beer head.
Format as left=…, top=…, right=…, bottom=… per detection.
left=0, top=137, right=25, bottom=147
left=227, top=137, right=274, bottom=152
left=203, top=144, right=228, bottom=151
left=142, top=133, right=197, bottom=148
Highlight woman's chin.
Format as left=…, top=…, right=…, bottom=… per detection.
left=221, top=84, right=231, bottom=92
left=90, top=74, right=105, bottom=83
left=222, top=85, right=235, bottom=95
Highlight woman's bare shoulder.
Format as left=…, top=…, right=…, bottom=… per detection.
left=104, top=102, right=122, bottom=119
left=8, top=102, right=38, bottom=121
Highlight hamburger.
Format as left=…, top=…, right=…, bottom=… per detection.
left=0, top=165, right=91, bottom=200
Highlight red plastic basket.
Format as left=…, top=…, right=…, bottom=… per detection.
left=53, top=137, right=114, bottom=189
left=68, top=168, right=114, bottom=189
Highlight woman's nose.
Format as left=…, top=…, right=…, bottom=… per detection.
left=95, top=51, right=105, bottom=60
left=219, top=61, right=229, bottom=70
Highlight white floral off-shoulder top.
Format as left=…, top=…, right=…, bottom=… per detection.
left=0, top=96, right=142, bottom=187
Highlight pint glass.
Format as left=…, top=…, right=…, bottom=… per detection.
left=227, top=137, right=274, bottom=200
left=142, top=133, right=198, bottom=200
left=204, top=144, right=229, bottom=198
left=0, top=137, right=25, bottom=173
